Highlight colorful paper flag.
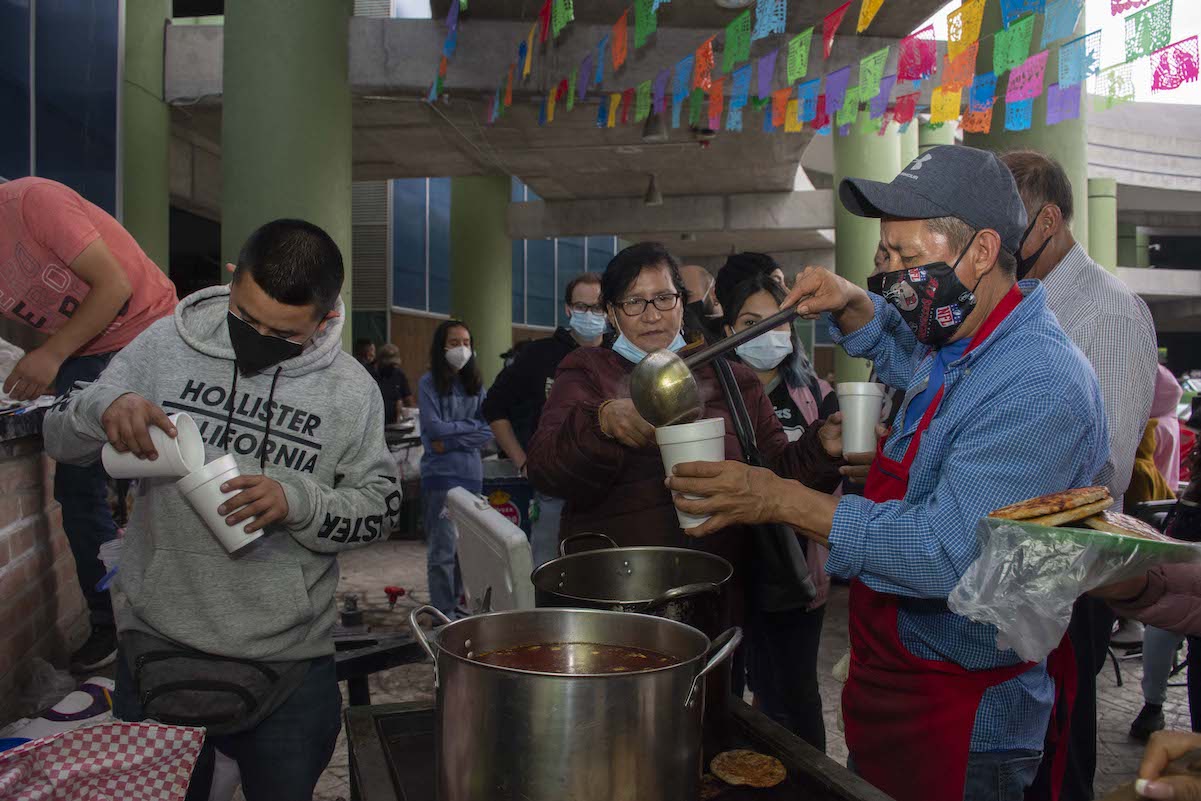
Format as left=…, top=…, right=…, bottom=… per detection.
left=876, top=110, right=894, bottom=136
left=994, top=14, right=1035, bottom=76
left=1112, top=0, right=1152, bottom=12
left=893, top=91, right=919, bottom=124
left=870, top=74, right=897, bottom=118
left=772, top=87, right=791, bottom=127
left=1094, top=61, right=1134, bottom=110
left=823, top=1, right=852, bottom=59
left=727, top=107, right=744, bottom=132
left=653, top=0, right=670, bottom=10
left=1000, top=0, right=1044, bottom=28
left=443, top=27, right=458, bottom=59
left=635, top=0, right=656, bottom=49
left=608, top=93, right=621, bottom=127
left=694, top=37, right=716, bottom=91
left=552, top=0, right=574, bottom=39
left=1059, top=30, right=1101, bottom=88
left=785, top=99, right=802, bottom=131
left=653, top=68, right=671, bottom=114
left=813, top=94, right=830, bottom=129
left=948, top=0, right=986, bottom=60
left=620, top=87, right=635, bottom=124
left=960, top=106, right=994, bottom=133
left=753, top=0, right=787, bottom=40
left=612, top=12, right=629, bottom=71
left=447, top=0, right=459, bottom=31
left=1125, top=0, right=1174, bottom=62
left=860, top=47, right=890, bottom=100
left=930, top=85, right=962, bottom=123
left=689, top=88, right=704, bottom=127
left=539, top=0, right=552, bottom=42
left=899, top=26, right=938, bottom=81
left=835, top=85, right=860, bottom=127
left=731, top=64, right=753, bottom=110
left=758, top=50, right=779, bottom=101
left=595, top=37, right=608, bottom=85
left=519, top=33, right=531, bottom=79
left=1041, top=0, right=1084, bottom=48
left=787, top=28, right=814, bottom=84
left=969, top=71, right=997, bottom=111
left=567, top=72, right=576, bottom=111
left=798, top=78, right=821, bottom=121
left=674, top=56, right=695, bottom=104
left=635, top=80, right=652, bottom=122
left=943, top=42, right=978, bottom=91
left=1151, top=36, right=1200, bottom=91
left=488, top=89, right=499, bottom=124
left=1045, top=82, right=1081, bottom=124
left=1005, top=98, right=1034, bottom=130
left=825, top=65, right=853, bottom=115
left=672, top=96, right=684, bottom=128
left=540, top=93, right=549, bottom=125
left=1006, top=50, right=1050, bottom=102
left=858, top=0, right=885, bottom=33
left=724, top=10, right=753, bottom=73
left=505, top=65, right=514, bottom=106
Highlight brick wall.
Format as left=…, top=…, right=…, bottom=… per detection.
left=0, top=436, right=89, bottom=725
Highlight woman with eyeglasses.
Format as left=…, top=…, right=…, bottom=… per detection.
left=527, top=242, right=858, bottom=627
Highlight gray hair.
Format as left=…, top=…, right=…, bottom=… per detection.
left=924, top=216, right=1016, bottom=275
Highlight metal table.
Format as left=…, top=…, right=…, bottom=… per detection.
left=346, top=698, right=894, bottom=801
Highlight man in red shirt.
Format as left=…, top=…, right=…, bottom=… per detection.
left=0, top=177, right=178, bottom=671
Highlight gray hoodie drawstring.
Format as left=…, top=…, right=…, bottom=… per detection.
left=223, top=362, right=284, bottom=471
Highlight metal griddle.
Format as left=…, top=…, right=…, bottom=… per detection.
left=346, top=698, right=895, bottom=801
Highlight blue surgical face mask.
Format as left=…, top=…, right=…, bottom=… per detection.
left=569, top=310, right=607, bottom=340
left=612, top=330, right=687, bottom=364
left=734, top=329, right=794, bottom=371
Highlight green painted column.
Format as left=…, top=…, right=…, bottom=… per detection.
left=1136, top=228, right=1151, bottom=268
left=964, top=3, right=1089, bottom=252
left=918, top=121, right=955, bottom=152
left=122, top=0, right=172, bottom=272
left=900, top=119, right=919, bottom=169
left=222, top=0, right=353, bottom=346
left=450, top=176, right=512, bottom=387
left=833, top=107, right=902, bottom=382
left=1088, top=177, right=1118, bottom=273
left=1117, top=222, right=1137, bottom=268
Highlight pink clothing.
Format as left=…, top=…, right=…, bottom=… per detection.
left=0, top=178, right=177, bottom=356
left=1152, top=364, right=1183, bottom=488
left=1108, top=563, right=1201, bottom=637
left=786, top=376, right=836, bottom=610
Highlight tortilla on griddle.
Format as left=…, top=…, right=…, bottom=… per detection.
left=710, top=750, right=787, bottom=789
left=990, top=487, right=1111, bottom=521
left=1082, top=510, right=1168, bottom=541
left=1022, top=498, right=1114, bottom=528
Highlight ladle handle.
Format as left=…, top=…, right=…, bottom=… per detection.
left=682, top=306, right=799, bottom=369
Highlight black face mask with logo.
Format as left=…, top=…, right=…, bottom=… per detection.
left=866, top=235, right=981, bottom=348
left=227, top=312, right=304, bottom=376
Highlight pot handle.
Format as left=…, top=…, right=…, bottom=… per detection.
left=646, top=582, right=722, bottom=610
left=686, top=627, right=743, bottom=708
left=559, top=531, right=618, bottom=557
left=409, top=605, right=452, bottom=663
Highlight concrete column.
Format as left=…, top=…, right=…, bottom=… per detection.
left=451, top=176, right=512, bottom=387
left=918, top=121, right=955, bottom=152
left=1117, top=222, right=1137, bottom=268
left=222, top=0, right=353, bottom=345
left=1088, top=177, right=1118, bottom=273
left=964, top=2, right=1089, bottom=253
left=833, top=107, right=901, bottom=382
left=122, top=0, right=172, bottom=272
left=900, top=120, right=919, bottom=169
left=1136, top=228, right=1151, bottom=268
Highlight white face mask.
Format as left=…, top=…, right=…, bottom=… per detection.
left=445, top=345, right=472, bottom=371
left=734, top=329, right=794, bottom=371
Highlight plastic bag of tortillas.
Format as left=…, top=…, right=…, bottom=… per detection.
left=948, top=516, right=1201, bottom=663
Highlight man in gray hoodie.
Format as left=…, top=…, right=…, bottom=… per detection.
left=44, top=219, right=401, bottom=801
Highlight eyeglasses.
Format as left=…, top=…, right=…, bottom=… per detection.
left=569, top=302, right=605, bottom=314
left=615, top=292, right=681, bottom=317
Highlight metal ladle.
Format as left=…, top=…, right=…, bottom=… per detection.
left=630, top=306, right=800, bottom=428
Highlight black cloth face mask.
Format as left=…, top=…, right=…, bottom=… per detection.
left=227, top=311, right=305, bottom=375
left=1015, top=205, right=1052, bottom=279
left=866, top=235, right=981, bottom=348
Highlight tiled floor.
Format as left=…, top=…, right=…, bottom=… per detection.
left=311, top=541, right=1191, bottom=800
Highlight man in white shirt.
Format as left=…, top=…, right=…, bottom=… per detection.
left=1003, top=150, right=1158, bottom=801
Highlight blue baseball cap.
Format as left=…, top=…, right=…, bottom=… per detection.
left=839, top=144, right=1029, bottom=254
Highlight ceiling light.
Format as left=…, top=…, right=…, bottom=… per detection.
left=644, top=174, right=663, bottom=207
left=641, top=112, right=668, bottom=144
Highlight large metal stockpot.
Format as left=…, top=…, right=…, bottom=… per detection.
left=410, top=606, right=741, bottom=801
left=531, top=533, right=735, bottom=638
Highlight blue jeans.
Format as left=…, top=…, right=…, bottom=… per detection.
left=530, top=492, right=564, bottom=568
left=1142, top=625, right=1184, bottom=706
left=114, top=649, right=341, bottom=801
left=424, top=487, right=462, bottom=616
left=54, top=354, right=118, bottom=626
left=849, top=750, right=1042, bottom=801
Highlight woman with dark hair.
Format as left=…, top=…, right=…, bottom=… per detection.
left=717, top=268, right=840, bottom=751
left=418, top=319, right=493, bottom=617
left=527, top=242, right=855, bottom=629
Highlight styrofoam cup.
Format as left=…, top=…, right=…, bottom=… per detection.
left=177, top=455, right=263, bottom=554
left=655, top=417, right=726, bottom=530
left=836, top=382, right=886, bottom=455
left=102, top=413, right=204, bottom=479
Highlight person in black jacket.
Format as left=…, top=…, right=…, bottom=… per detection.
left=375, top=344, right=415, bottom=425
left=483, top=272, right=605, bottom=566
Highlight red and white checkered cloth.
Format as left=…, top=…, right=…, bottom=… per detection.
left=0, top=721, right=204, bottom=801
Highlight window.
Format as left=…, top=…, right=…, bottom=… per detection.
left=0, top=0, right=30, bottom=181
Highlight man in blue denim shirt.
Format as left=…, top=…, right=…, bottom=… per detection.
left=668, top=145, right=1109, bottom=801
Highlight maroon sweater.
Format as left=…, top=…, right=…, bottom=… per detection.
left=526, top=347, right=843, bottom=597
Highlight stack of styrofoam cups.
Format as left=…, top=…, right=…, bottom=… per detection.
left=655, top=417, right=727, bottom=530
left=836, top=382, right=886, bottom=455
left=101, top=413, right=204, bottom=479
left=177, top=454, right=263, bottom=554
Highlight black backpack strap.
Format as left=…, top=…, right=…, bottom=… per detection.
left=713, top=357, right=762, bottom=467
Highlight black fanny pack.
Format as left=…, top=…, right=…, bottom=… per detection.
left=123, top=631, right=310, bottom=736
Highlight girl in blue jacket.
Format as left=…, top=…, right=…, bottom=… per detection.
left=418, top=319, right=493, bottom=616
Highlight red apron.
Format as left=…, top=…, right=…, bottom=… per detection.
left=841, top=286, right=1077, bottom=801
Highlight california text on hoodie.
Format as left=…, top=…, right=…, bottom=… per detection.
left=44, top=285, right=402, bottom=663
